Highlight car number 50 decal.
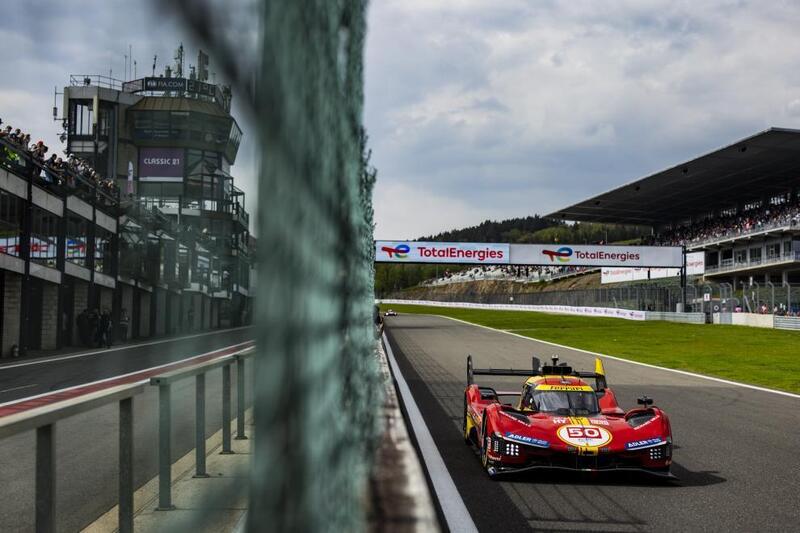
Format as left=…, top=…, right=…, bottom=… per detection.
left=557, top=425, right=612, bottom=447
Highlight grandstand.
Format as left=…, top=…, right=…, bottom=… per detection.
left=549, top=127, right=800, bottom=295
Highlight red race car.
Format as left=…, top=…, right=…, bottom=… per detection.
left=463, top=355, right=673, bottom=478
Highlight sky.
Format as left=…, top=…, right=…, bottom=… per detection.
left=3, top=2, right=800, bottom=240
left=0, top=0, right=259, bottom=229
left=365, top=0, right=800, bottom=239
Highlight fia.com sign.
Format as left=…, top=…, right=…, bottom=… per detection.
left=375, top=241, right=683, bottom=268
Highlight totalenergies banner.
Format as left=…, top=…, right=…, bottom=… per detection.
left=509, top=244, right=683, bottom=268
left=375, top=241, right=509, bottom=264
left=375, top=241, right=683, bottom=267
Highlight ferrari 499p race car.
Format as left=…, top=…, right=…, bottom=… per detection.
left=463, top=355, right=673, bottom=478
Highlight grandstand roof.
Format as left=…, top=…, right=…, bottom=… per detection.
left=547, top=127, right=800, bottom=226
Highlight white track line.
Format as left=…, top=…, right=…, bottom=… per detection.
left=435, top=314, right=800, bottom=400
left=382, top=332, right=478, bottom=533
left=0, top=342, right=254, bottom=409
left=0, top=326, right=252, bottom=371
left=0, top=384, right=38, bottom=395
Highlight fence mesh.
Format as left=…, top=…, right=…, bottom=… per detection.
left=167, top=1, right=381, bottom=531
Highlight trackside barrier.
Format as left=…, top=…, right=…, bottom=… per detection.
left=378, top=299, right=648, bottom=321
left=644, top=312, right=706, bottom=324
left=379, top=299, right=711, bottom=324
left=149, top=348, right=254, bottom=510
left=0, top=383, right=145, bottom=533
left=774, top=316, right=800, bottom=331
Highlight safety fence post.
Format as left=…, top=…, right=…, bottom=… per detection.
left=235, top=355, right=248, bottom=440
left=194, top=373, right=210, bottom=477
left=221, top=363, right=233, bottom=454
left=156, top=383, right=175, bottom=510
left=36, top=424, right=55, bottom=533
left=119, top=397, right=134, bottom=533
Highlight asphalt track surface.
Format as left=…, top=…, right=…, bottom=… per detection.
left=384, top=314, right=800, bottom=533
left=0, top=327, right=254, bottom=532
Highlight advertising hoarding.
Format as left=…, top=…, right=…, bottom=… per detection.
left=509, top=244, right=684, bottom=268
left=143, top=77, right=187, bottom=92
left=375, top=241, right=684, bottom=267
left=375, top=241, right=509, bottom=264
left=138, top=147, right=185, bottom=182
left=601, top=251, right=704, bottom=284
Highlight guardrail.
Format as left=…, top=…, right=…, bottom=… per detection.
left=774, top=316, right=800, bottom=330
left=150, top=349, right=254, bottom=511
left=0, top=347, right=254, bottom=533
left=0, top=383, right=144, bottom=533
left=705, top=252, right=800, bottom=275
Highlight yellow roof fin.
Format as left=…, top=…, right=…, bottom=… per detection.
left=595, top=358, right=606, bottom=376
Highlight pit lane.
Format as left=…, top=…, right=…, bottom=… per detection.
left=384, top=313, right=800, bottom=532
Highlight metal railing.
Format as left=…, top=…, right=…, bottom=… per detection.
left=1, top=137, right=119, bottom=208
left=69, top=74, right=126, bottom=91
left=0, top=347, right=254, bottom=533
left=0, top=383, right=144, bottom=533
left=705, top=251, right=800, bottom=275
left=150, top=349, right=254, bottom=510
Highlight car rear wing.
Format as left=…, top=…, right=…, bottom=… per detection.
left=467, top=354, right=608, bottom=391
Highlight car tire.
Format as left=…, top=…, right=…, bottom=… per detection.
left=480, top=411, right=495, bottom=477
left=463, top=395, right=471, bottom=444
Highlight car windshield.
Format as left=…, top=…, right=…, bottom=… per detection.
left=532, top=390, right=599, bottom=415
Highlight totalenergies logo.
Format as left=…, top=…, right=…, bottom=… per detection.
left=381, top=244, right=410, bottom=259
left=542, top=246, right=573, bottom=263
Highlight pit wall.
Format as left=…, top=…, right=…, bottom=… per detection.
left=378, top=299, right=706, bottom=324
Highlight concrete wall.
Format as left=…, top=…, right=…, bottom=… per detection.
left=155, top=289, right=166, bottom=336
left=40, top=282, right=59, bottom=350
left=139, top=291, right=151, bottom=338
left=72, top=280, right=88, bottom=345
left=713, top=313, right=775, bottom=329
left=2, top=273, right=21, bottom=356
left=211, top=299, right=219, bottom=329
left=203, top=295, right=212, bottom=329
left=99, top=287, right=113, bottom=313
left=169, top=292, right=180, bottom=335
left=732, top=313, right=774, bottom=329
left=192, top=294, right=202, bottom=330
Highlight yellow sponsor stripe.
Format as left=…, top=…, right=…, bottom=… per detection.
left=535, top=384, right=594, bottom=392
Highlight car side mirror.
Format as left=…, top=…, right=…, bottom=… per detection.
left=637, top=396, right=654, bottom=407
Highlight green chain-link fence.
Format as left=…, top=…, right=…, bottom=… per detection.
left=167, top=1, right=382, bottom=531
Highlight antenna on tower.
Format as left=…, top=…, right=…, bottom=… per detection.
left=197, top=49, right=209, bottom=82
left=152, top=54, right=158, bottom=76
left=175, top=43, right=184, bottom=78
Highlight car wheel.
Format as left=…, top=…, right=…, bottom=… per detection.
left=480, top=412, right=492, bottom=471
left=463, top=395, right=471, bottom=444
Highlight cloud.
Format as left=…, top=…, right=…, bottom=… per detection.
left=0, top=1, right=259, bottom=232
left=365, top=0, right=800, bottom=238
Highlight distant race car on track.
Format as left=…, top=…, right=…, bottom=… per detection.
left=384, top=309, right=398, bottom=317
left=463, top=355, right=673, bottom=478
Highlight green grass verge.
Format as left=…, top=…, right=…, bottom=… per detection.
left=380, top=304, right=800, bottom=394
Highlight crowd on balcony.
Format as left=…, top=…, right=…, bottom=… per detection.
left=0, top=119, right=118, bottom=199
left=649, top=197, right=800, bottom=247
